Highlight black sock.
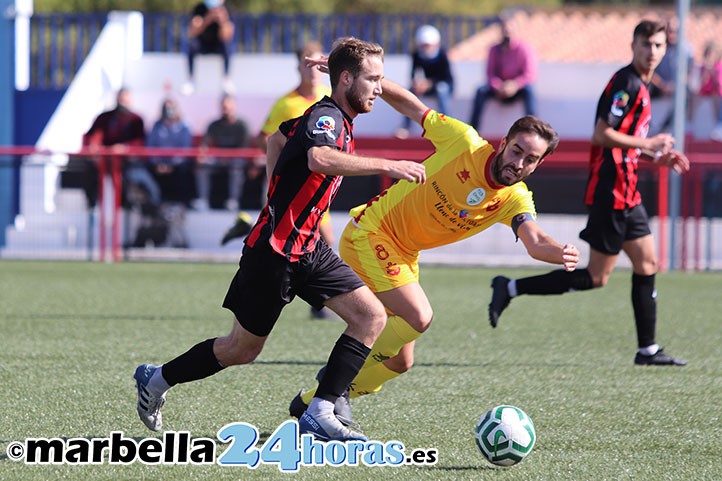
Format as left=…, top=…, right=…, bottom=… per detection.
left=516, top=268, right=594, bottom=296
left=632, top=273, right=657, bottom=348
left=161, top=338, right=225, bottom=387
left=316, top=334, right=370, bottom=403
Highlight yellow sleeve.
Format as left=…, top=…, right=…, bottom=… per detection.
left=260, top=99, right=290, bottom=136
left=422, top=110, right=481, bottom=152
left=498, top=184, right=537, bottom=227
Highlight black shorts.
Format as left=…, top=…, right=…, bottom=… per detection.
left=222, top=239, right=365, bottom=337
left=579, top=203, right=652, bottom=255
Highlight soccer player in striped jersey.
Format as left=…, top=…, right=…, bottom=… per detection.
left=489, top=20, right=690, bottom=366
left=133, top=37, right=426, bottom=442
left=220, top=42, right=337, bottom=322
left=289, top=56, right=579, bottom=419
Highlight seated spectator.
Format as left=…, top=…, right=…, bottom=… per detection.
left=194, top=94, right=250, bottom=211
left=146, top=98, right=195, bottom=248
left=83, top=88, right=168, bottom=248
left=182, top=0, right=235, bottom=95
left=695, top=41, right=722, bottom=141
left=469, top=12, right=537, bottom=130
left=83, top=88, right=152, bottom=202
left=396, top=25, right=454, bottom=138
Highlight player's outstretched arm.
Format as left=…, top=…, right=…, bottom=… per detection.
left=379, top=78, right=429, bottom=127
left=592, top=118, right=674, bottom=154
left=308, top=146, right=426, bottom=183
left=517, top=221, right=579, bottom=271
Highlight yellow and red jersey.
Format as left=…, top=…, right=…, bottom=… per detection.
left=351, top=110, right=536, bottom=257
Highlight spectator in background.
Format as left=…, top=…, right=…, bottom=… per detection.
left=83, top=88, right=161, bottom=246
left=396, top=25, right=454, bottom=139
left=182, top=0, right=235, bottom=95
left=146, top=98, right=195, bottom=248
left=649, top=16, right=694, bottom=134
left=84, top=89, right=149, bottom=199
left=469, top=12, right=537, bottom=131
left=695, top=41, right=722, bottom=141
left=194, top=94, right=250, bottom=212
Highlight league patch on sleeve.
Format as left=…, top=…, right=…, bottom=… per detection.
left=312, top=115, right=337, bottom=140
left=610, top=90, right=629, bottom=117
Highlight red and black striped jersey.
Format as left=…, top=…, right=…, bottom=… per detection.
left=585, top=64, right=652, bottom=210
left=246, top=96, right=354, bottom=260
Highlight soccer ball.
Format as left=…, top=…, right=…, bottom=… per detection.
left=474, top=405, right=536, bottom=466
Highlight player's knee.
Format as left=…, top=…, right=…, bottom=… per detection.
left=638, top=257, right=658, bottom=275
left=215, top=335, right=263, bottom=366
left=385, top=355, right=414, bottom=374
left=405, top=308, right=433, bottom=333
left=368, top=305, right=388, bottom=338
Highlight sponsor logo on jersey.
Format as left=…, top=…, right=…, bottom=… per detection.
left=385, top=262, right=401, bottom=276
left=459, top=209, right=469, bottom=218
left=610, top=90, right=629, bottom=117
left=466, top=187, right=486, bottom=206
left=312, top=115, right=337, bottom=140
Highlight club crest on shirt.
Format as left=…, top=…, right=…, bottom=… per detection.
left=312, top=115, right=337, bottom=140
left=466, top=187, right=486, bottom=206
left=456, top=169, right=471, bottom=183
left=610, top=90, right=629, bottom=117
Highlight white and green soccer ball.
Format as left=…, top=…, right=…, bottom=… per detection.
left=474, top=405, right=536, bottom=466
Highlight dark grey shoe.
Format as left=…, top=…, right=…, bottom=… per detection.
left=289, top=367, right=353, bottom=425
left=634, top=348, right=687, bottom=366
left=488, top=276, right=511, bottom=328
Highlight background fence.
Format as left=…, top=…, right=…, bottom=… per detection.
left=29, top=12, right=493, bottom=89
left=2, top=141, right=722, bottom=269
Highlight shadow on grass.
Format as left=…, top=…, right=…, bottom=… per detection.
left=429, top=465, right=497, bottom=471
left=254, top=359, right=592, bottom=368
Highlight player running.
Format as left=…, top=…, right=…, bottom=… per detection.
left=287, top=56, right=579, bottom=424
left=487, top=19, right=689, bottom=366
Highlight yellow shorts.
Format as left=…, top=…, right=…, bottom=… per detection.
left=339, top=222, right=419, bottom=293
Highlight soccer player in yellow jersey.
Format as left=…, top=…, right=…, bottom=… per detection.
left=289, top=56, right=580, bottom=425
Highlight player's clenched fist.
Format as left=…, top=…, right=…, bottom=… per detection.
left=561, top=243, right=579, bottom=272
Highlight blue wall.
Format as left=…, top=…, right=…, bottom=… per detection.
left=0, top=0, right=16, bottom=247
left=15, top=88, right=66, bottom=145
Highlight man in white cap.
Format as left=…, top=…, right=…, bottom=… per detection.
left=396, top=24, right=454, bottom=138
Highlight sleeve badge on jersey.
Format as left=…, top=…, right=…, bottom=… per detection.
left=312, top=115, right=337, bottom=140
left=610, top=90, right=629, bottom=117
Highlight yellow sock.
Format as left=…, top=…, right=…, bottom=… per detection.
left=365, top=315, right=422, bottom=366
left=300, top=388, right=314, bottom=405
left=300, top=315, right=421, bottom=405
left=349, top=361, right=400, bottom=398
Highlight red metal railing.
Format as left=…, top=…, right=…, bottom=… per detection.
left=1, top=139, right=720, bottom=268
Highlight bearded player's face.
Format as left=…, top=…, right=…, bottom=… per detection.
left=345, top=55, right=384, bottom=114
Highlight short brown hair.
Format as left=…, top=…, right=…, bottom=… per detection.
left=507, top=115, right=560, bottom=160
left=327, top=37, right=384, bottom=89
left=633, top=20, right=666, bottom=42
